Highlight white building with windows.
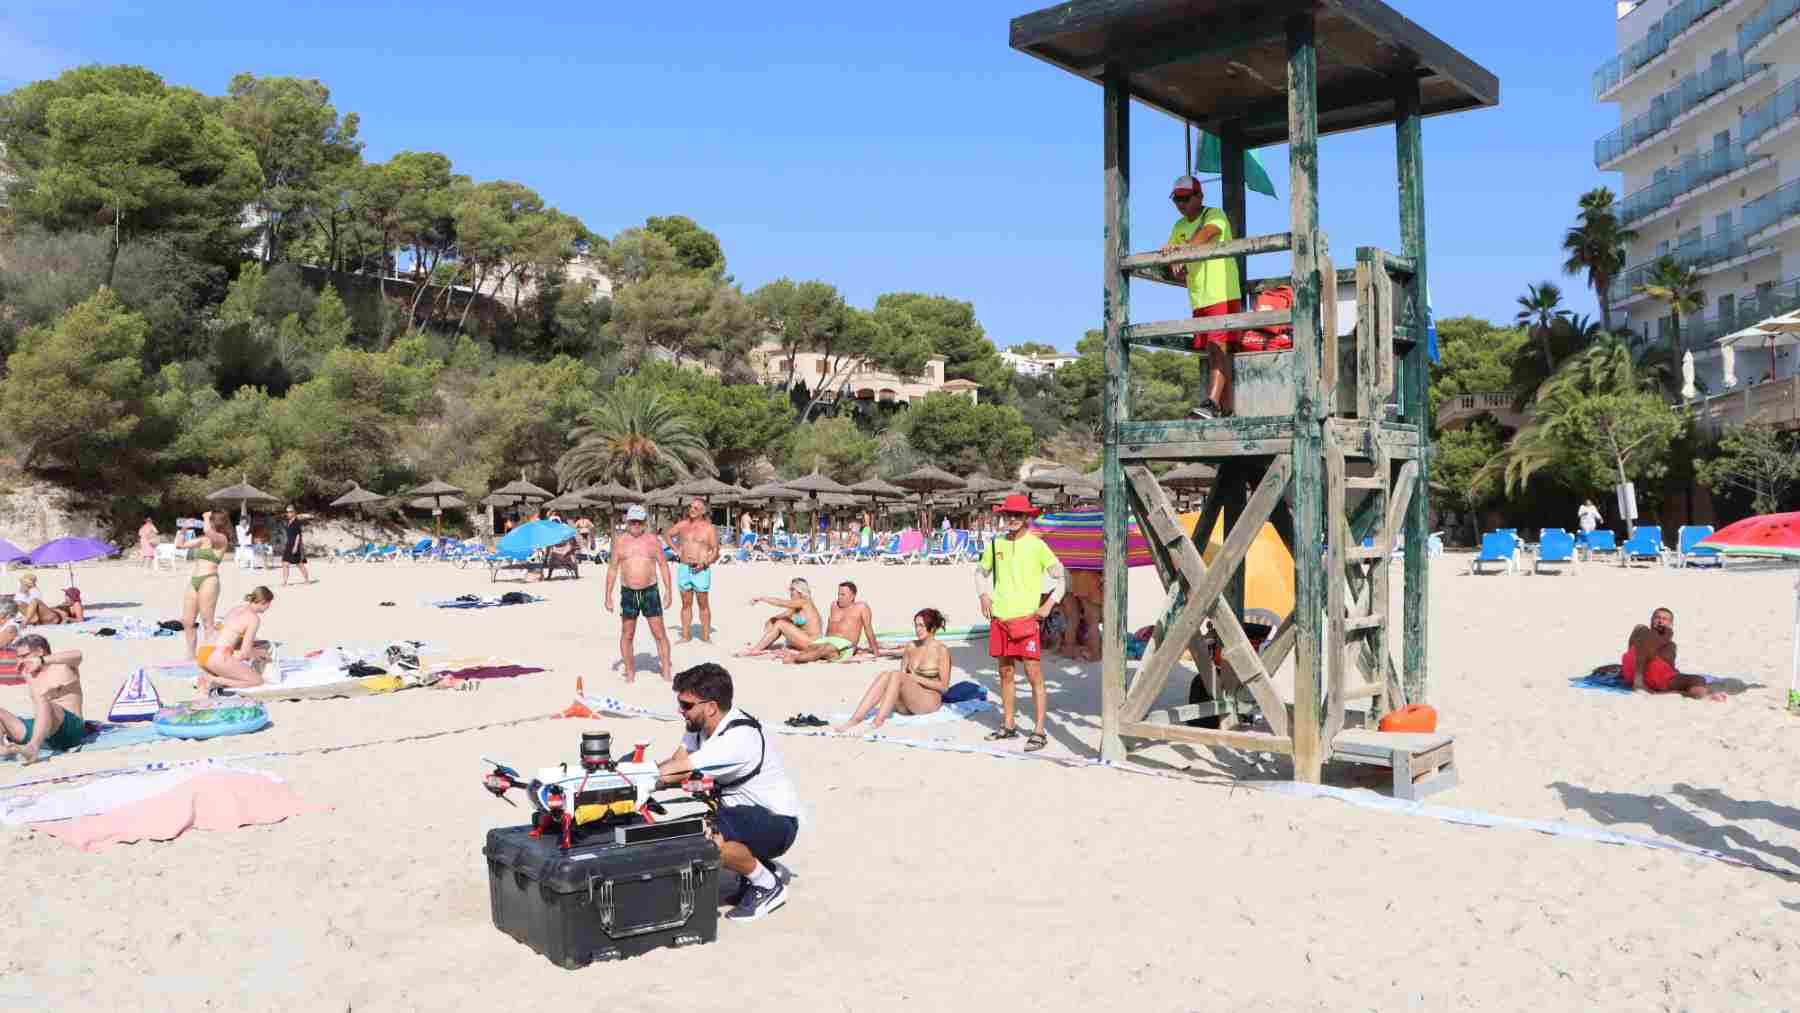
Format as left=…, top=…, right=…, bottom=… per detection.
left=999, top=349, right=1079, bottom=376
left=1598, top=0, right=1800, bottom=395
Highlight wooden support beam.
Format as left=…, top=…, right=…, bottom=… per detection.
left=1082, top=16, right=1291, bottom=75
left=1099, top=67, right=1132, bottom=764
left=1323, top=427, right=1349, bottom=745
left=1118, top=417, right=1291, bottom=446
left=1121, top=440, right=1293, bottom=461
left=1318, top=238, right=1338, bottom=413
left=1286, top=10, right=1326, bottom=785
left=1396, top=75, right=1432, bottom=706
left=1120, top=720, right=1294, bottom=755
left=1125, top=308, right=1290, bottom=344
left=1221, top=130, right=1249, bottom=306
left=1119, top=232, right=1293, bottom=271
left=1120, top=457, right=1292, bottom=724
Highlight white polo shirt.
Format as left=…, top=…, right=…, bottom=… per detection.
left=682, top=707, right=802, bottom=820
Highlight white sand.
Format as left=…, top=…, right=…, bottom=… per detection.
left=4, top=553, right=1799, bottom=1010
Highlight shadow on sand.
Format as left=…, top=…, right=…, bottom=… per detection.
left=1549, top=780, right=1800, bottom=879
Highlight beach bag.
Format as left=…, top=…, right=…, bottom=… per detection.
left=1239, top=285, right=1294, bottom=352
left=108, top=668, right=164, bottom=723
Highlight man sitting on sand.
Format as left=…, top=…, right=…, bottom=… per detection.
left=780, top=581, right=879, bottom=665
left=0, top=634, right=85, bottom=764
left=605, top=505, right=674, bottom=683
left=735, top=578, right=823, bottom=657
left=1622, top=606, right=1725, bottom=701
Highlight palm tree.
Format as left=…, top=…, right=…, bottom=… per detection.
left=1515, top=281, right=1571, bottom=372
left=1636, top=256, right=1705, bottom=361
left=1563, top=188, right=1636, bottom=333
left=555, top=383, right=716, bottom=493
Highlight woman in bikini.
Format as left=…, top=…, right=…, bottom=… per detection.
left=735, top=578, right=822, bottom=656
left=0, top=634, right=85, bottom=764
left=15, top=575, right=65, bottom=626
left=833, top=608, right=953, bottom=731
left=0, top=600, right=23, bottom=651
left=177, top=511, right=229, bottom=660
left=197, top=586, right=275, bottom=694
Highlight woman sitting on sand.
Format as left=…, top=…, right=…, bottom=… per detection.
left=735, top=578, right=823, bottom=657
left=177, top=511, right=228, bottom=661
left=834, top=608, right=954, bottom=731
left=197, top=586, right=275, bottom=695
left=14, top=575, right=64, bottom=626
left=0, top=601, right=22, bottom=650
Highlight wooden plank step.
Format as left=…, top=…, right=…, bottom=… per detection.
left=1344, top=476, right=1387, bottom=490
left=1343, top=614, right=1384, bottom=632
left=1118, top=231, right=1293, bottom=271
left=1329, top=729, right=1458, bottom=801
left=1341, top=683, right=1385, bottom=701
left=1121, top=719, right=1294, bottom=755
left=1346, top=545, right=1389, bottom=561
left=1126, top=308, right=1292, bottom=344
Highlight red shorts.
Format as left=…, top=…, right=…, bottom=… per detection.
left=1192, top=298, right=1244, bottom=351
left=989, top=617, right=1041, bottom=661
left=1620, top=649, right=1678, bottom=692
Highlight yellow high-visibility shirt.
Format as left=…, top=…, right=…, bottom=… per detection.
left=1168, top=207, right=1242, bottom=309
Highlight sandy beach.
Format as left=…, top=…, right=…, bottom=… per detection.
left=4, top=552, right=1798, bottom=1011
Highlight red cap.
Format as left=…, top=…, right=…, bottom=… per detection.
left=992, top=494, right=1041, bottom=517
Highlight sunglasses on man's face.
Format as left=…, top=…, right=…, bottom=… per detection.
left=677, top=697, right=704, bottom=713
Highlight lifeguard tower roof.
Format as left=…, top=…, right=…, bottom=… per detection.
left=1009, top=0, right=1499, bottom=148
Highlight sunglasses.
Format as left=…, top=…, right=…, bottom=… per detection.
left=676, top=697, right=705, bottom=713
left=1171, top=192, right=1198, bottom=201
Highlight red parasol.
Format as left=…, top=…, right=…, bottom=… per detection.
left=1700, top=512, right=1800, bottom=709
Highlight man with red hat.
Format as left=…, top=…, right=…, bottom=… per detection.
left=1163, top=174, right=1242, bottom=419
left=975, top=493, right=1066, bottom=752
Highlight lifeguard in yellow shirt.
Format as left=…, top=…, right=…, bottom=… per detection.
left=1162, top=174, right=1243, bottom=418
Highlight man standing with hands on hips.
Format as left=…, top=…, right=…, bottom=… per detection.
left=976, top=494, right=1065, bottom=752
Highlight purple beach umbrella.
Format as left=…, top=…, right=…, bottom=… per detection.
left=0, top=540, right=27, bottom=564
left=29, top=537, right=120, bottom=584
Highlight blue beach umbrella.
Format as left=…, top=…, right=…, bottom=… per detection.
left=497, top=520, right=579, bottom=556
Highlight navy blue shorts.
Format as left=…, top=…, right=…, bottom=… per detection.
left=620, top=585, right=663, bottom=620
left=712, top=804, right=798, bottom=864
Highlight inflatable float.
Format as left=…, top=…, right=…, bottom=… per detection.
left=153, top=699, right=271, bottom=740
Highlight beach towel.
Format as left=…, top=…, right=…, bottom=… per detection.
left=36, top=771, right=330, bottom=852
left=436, top=665, right=545, bottom=681
left=0, top=721, right=165, bottom=762
left=1571, top=663, right=1715, bottom=695
left=1, top=762, right=266, bottom=825
left=431, top=593, right=544, bottom=609
left=828, top=699, right=999, bottom=727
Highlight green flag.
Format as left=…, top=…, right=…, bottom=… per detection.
left=1197, top=131, right=1276, bottom=197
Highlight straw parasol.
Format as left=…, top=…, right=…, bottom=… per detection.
left=1024, top=465, right=1088, bottom=495
left=331, top=483, right=387, bottom=541
left=849, top=477, right=907, bottom=500
left=207, top=476, right=278, bottom=529
left=543, top=491, right=598, bottom=512
left=493, top=472, right=554, bottom=503
left=783, top=470, right=855, bottom=497
left=893, top=465, right=967, bottom=495
left=670, top=475, right=740, bottom=500
left=407, top=478, right=465, bottom=538
left=576, top=481, right=648, bottom=504
left=960, top=474, right=1012, bottom=498
left=408, top=495, right=466, bottom=511
left=1160, top=462, right=1217, bottom=491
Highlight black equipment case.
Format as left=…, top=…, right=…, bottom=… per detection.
left=483, top=819, right=721, bottom=967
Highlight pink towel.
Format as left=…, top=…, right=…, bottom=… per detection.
left=38, top=772, right=330, bottom=852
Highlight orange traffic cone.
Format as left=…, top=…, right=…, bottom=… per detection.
left=558, top=676, right=596, bottom=719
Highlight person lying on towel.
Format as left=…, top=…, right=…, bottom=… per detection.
left=0, top=634, right=86, bottom=764
left=779, top=581, right=880, bottom=665
left=1623, top=607, right=1725, bottom=702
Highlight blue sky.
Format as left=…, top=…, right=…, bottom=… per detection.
left=1, top=2, right=1622, bottom=351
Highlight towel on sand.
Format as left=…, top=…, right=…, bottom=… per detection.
left=37, top=771, right=329, bottom=851
left=431, top=593, right=543, bottom=609
left=829, top=698, right=997, bottom=727
left=2, top=762, right=265, bottom=825
left=0, top=721, right=164, bottom=762
left=1571, top=664, right=1715, bottom=695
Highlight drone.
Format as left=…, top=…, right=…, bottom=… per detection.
left=482, top=731, right=717, bottom=850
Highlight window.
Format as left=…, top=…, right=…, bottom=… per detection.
left=1713, top=130, right=1730, bottom=151
left=1714, top=213, right=1732, bottom=235
left=1718, top=293, right=1735, bottom=322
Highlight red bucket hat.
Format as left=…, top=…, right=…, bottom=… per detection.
left=992, top=494, right=1041, bottom=517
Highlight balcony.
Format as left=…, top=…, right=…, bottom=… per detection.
left=1594, top=0, right=1743, bottom=99
left=1595, top=54, right=1769, bottom=169
left=1741, top=77, right=1800, bottom=151
left=1692, top=375, right=1800, bottom=435
left=1744, top=177, right=1800, bottom=241
left=1739, top=0, right=1800, bottom=58
left=1618, top=142, right=1767, bottom=227
left=1608, top=222, right=1773, bottom=306
left=1633, top=275, right=1800, bottom=352
left=1436, top=392, right=1526, bottom=433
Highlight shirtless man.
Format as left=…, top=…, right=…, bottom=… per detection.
left=666, top=497, right=722, bottom=643
left=0, top=635, right=85, bottom=764
left=735, top=578, right=823, bottom=657
left=198, top=586, right=276, bottom=694
left=606, top=505, right=675, bottom=683
left=780, top=581, right=880, bottom=665
left=1622, top=606, right=1725, bottom=701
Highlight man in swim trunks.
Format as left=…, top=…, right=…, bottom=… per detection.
left=665, top=497, right=721, bottom=644
left=780, top=581, right=879, bottom=664
left=1622, top=607, right=1725, bottom=701
left=606, top=505, right=674, bottom=683
left=0, top=635, right=85, bottom=764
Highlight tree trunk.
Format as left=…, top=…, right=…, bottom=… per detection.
left=457, top=267, right=489, bottom=334
left=1597, top=277, right=1612, bottom=333
left=105, top=207, right=121, bottom=289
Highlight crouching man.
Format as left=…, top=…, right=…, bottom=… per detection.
left=659, top=662, right=804, bottom=921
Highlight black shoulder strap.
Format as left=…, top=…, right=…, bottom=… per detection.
left=712, top=713, right=766, bottom=790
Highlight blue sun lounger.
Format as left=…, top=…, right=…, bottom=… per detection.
left=1469, top=531, right=1519, bottom=575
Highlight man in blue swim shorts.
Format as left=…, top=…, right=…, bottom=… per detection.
left=605, top=506, right=674, bottom=683
left=666, top=497, right=722, bottom=644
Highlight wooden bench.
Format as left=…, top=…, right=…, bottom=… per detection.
left=1329, top=729, right=1457, bottom=801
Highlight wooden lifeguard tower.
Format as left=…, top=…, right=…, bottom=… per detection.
left=1010, top=1, right=1498, bottom=794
